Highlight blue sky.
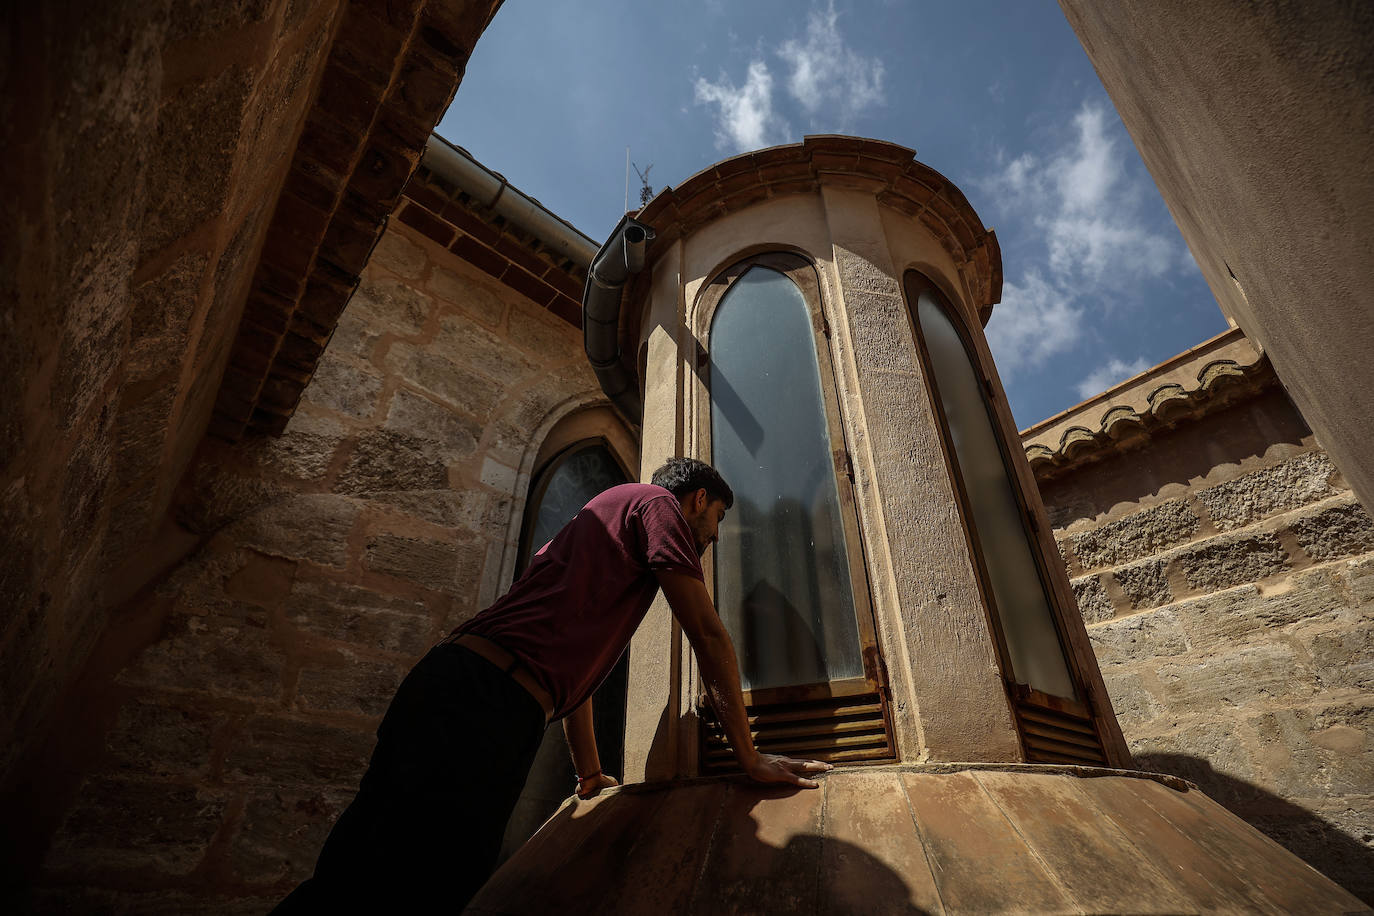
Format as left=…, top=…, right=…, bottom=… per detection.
left=437, top=0, right=1227, bottom=428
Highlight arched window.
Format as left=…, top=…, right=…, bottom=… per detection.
left=699, top=252, right=890, bottom=767
left=517, top=442, right=628, bottom=570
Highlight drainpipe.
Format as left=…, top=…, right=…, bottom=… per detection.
left=421, top=135, right=599, bottom=267
left=582, top=214, right=655, bottom=425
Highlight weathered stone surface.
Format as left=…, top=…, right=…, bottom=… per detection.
left=127, top=252, right=208, bottom=383
left=1171, top=565, right=1347, bottom=647
left=363, top=532, right=483, bottom=594
left=296, top=653, right=407, bottom=716
left=383, top=341, right=501, bottom=419
left=369, top=229, right=427, bottom=280
left=120, top=609, right=285, bottom=700
left=233, top=494, right=359, bottom=567
left=335, top=428, right=449, bottom=494
left=430, top=266, right=505, bottom=326
left=302, top=353, right=383, bottom=420
left=286, top=579, right=432, bottom=655
left=1349, top=555, right=1374, bottom=605
left=1088, top=608, right=1190, bottom=666
left=105, top=698, right=216, bottom=779
left=1176, top=531, right=1289, bottom=592
left=230, top=787, right=351, bottom=885
left=244, top=411, right=345, bottom=480
left=115, top=386, right=178, bottom=489
left=1304, top=617, right=1374, bottom=691
left=1248, top=798, right=1374, bottom=904
left=1252, top=702, right=1372, bottom=797
left=1071, top=498, right=1199, bottom=570
left=1070, top=574, right=1113, bottom=623
left=1198, top=451, right=1337, bottom=530
left=48, top=779, right=228, bottom=876
left=1113, top=559, right=1172, bottom=609
left=1291, top=500, right=1374, bottom=561
left=435, top=314, right=537, bottom=384
left=1156, top=643, right=1312, bottom=709
left=328, top=311, right=385, bottom=359
left=347, top=275, right=432, bottom=338
left=384, top=388, right=481, bottom=460
left=225, top=716, right=372, bottom=787
left=1098, top=665, right=1164, bottom=726
left=1130, top=721, right=1266, bottom=807
left=507, top=305, right=578, bottom=361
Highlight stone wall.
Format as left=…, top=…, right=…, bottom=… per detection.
left=0, top=0, right=347, bottom=796
left=26, top=221, right=603, bottom=910
left=1036, top=387, right=1374, bottom=902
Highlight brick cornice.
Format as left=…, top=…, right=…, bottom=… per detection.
left=210, top=0, right=504, bottom=440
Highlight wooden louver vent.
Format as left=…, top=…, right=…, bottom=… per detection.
left=1016, top=697, right=1107, bottom=766
left=700, top=693, right=894, bottom=773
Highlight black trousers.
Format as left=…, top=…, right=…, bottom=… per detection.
left=273, top=643, right=547, bottom=913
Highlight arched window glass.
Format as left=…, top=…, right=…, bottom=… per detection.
left=522, top=444, right=627, bottom=566
left=709, top=266, right=863, bottom=691
left=911, top=281, right=1077, bottom=699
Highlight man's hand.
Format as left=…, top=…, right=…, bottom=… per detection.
left=575, top=772, right=619, bottom=800
left=742, top=753, right=832, bottom=789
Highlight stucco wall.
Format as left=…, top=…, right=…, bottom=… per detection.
left=25, top=222, right=601, bottom=910
left=1036, top=387, right=1374, bottom=902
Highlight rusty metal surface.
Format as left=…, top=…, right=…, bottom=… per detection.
left=465, top=764, right=1369, bottom=915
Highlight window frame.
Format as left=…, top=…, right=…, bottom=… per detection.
left=515, top=437, right=635, bottom=575
left=901, top=269, right=1095, bottom=718
left=693, top=251, right=885, bottom=708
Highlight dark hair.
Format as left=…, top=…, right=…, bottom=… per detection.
left=650, top=458, right=734, bottom=508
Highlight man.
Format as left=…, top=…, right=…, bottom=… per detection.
left=275, top=458, right=830, bottom=912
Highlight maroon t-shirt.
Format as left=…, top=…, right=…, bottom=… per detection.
left=454, top=483, right=704, bottom=719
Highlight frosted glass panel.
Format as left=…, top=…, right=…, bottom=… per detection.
left=709, top=267, right=862, bottom=691
left=916, top=292, right=1077, bottom=699
left=528, top=446, right=627, bottom=563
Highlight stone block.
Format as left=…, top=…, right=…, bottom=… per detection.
left=363, top=532, right=483, bottom=594
left=435, top=313, right=538, bottom=384
left=328, top=311, right=385, bottom=359
left=383, top=389, right=481, bottom=461
left=1088, top=608, right=1190, bottom=666
left=1304, top=619, right=1374, bottom=691
left=127, top=252, right=208, bottom=383
left=430, top=266, right=505, bottom=326
left=1198, top=451, right=1337, bottom=530
left=507, top=304, right=578, bottom=361
left=286, top=579, right=433, bottom=655
left=1172, top=565, right=1347, bottom=647
left=356, top=489, right=473, bottom=531
left=245, top=410, right=345, bottom=480
left=48, top=778, right=228, bottom=877
left=225, top=716, right=372, bottom=787
left=230, top=788, right=352, bottom=886
left=369, top=229, right=427, bottom=280
left=119, top=609, right=285, bottom=701
left=334, top=428, right=449, bottom=494
left=1113, top=559, right=1172, bottom=609
left=1097, top=665, right=1164, bottom=728
left=480, top=457, right=518, bottom=494
left=115, top=385, right=177, bottom=489
left=1128, top=720, right=1266, bottom=808
left=1349, top=555, right=1374, bottom=605
left=1071, top=498, right=1199, bottom=570
left=346, top=275, right=433, bottom=336
left=105, top=698, right=217, bottom=779
left=1246, top=797, right=1374, bottom=905
left=1291, top=500, right=1374, bottom=561
left=1156, top=643, right=1312, bottom=709
left=302, top=353, right=383, bottom=420
left=1251, top=702, right=1373, bottom=798
left=1176, top=531, right=1289, bottom=593
left=1071, top=575, right=1113, bottom=623
left=232, top=494, right=359, bottom=567
left=166, top=0, right=273, bottom=42
left=296, top=655, right=408, bottom=717
left=383, top=341, right=501, bottom=419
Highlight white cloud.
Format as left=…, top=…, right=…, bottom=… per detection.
left=694, top=60, right=790, bottom=152
left=985, top=272, right=1084, bottom=375
left=693, top=2, right=884, bottom=153
left=778, top=1, right=884, bottom=125
left=1074, top=355, right=1151, bottom=399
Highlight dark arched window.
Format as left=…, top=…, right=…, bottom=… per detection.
left=517, top=442, right=628, bottom=571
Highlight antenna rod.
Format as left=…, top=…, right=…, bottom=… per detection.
left=624, top=147, right=630, bottom=213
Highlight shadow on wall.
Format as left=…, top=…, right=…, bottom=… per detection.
left=1136, top=752, right=1374, bottom=905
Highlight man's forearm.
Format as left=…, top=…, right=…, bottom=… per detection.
left=692, top=628, right=759, bottom=768
left=562, top=699, right=601, bottom=778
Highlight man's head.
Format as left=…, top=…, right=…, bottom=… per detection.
left=650, top=458, right=734, bottom=556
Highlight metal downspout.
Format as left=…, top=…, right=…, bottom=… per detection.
left=581, top=214, right=655, bottom=425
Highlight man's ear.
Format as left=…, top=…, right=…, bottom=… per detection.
left=692, top=488, right=709, bottom=513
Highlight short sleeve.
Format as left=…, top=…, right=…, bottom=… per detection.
left=637, top=495, right=705, bottom=581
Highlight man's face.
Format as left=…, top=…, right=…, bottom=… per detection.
left=683, top=490, right=727, bottom=557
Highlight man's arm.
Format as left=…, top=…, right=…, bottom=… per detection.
left=656, top=570, right=831, bottom=789
left=563, top=699, right=618, bottom=799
